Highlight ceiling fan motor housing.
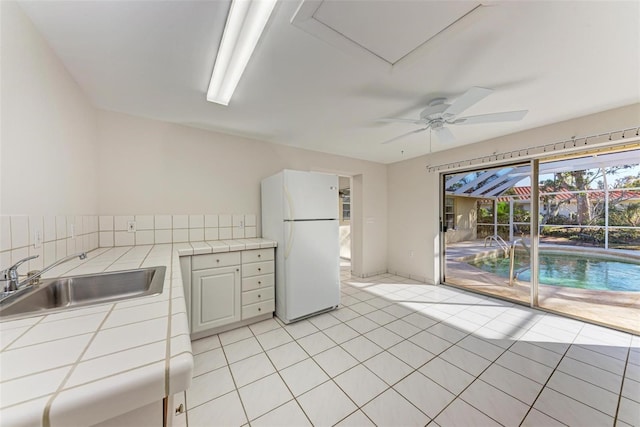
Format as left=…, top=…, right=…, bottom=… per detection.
left=420, top=100, right=450, bottom=121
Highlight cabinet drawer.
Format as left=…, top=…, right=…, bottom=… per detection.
left=242, top=248, right=274, bottom=264
left=242, top=261, right=274, bottom=277
left=192, top=252, right=240, bottom=270
left=242, top=274, right=274, bottom=291
left=242, top=299, right=275, bottom=320
left=242, top=287, right=274, bottom=306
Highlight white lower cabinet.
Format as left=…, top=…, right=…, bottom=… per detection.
left=91, top=401, right=162, bottom=427
left=191, top=265, right=241, bottom=333
left=186, top=247, right=275, bottom=336
left=168, top=392, right=187, bottom=427
left=241, top=249, right=275, bottom=321
left=90, top=392, right=187, bottom=427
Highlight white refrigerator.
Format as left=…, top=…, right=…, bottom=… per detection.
left=261, top=170, right=340, bottom=324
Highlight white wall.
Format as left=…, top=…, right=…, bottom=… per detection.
left=0, top=1, right=99, bottom=216
left=10, top=0, right=634, bottom=281
left=387, top=103, right=640, bottom=283
left=96, top=110, right=388, bottom=276
left=0, top=1, right=387, bottom=276
left=445, top=197, right=477, bottom=244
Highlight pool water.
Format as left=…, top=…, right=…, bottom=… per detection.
left=468, top=253, right=640, bottom=292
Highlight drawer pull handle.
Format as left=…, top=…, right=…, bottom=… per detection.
left=258, top=307, right=261, bottom=311
left=258, top=268, right=261, bottom=271
left=258, top=254, right=261, bottom=258
left=258, top=281, right=261, bottom=285
left=236, top=268, right=240, bottom=272
left=216, top=259, right=220, bottom=263
left=176, top=404, right=184, bottom=414
left=258, top=294, right=261, bottom=298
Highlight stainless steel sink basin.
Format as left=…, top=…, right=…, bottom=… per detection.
left=0, top=266, right=166, bottom=319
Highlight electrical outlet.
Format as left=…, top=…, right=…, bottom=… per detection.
left=127, top=221, right=136, bottom=233
left=34, top=230, right=42, bottom=248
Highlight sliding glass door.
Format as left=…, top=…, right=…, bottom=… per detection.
left=536, top=150, right=640, bottom=332
left=441, top=147, right=640, bottom=333
left=442, top=162, right=532, bottom=305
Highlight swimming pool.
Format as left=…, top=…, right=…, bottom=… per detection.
left=468, top=252, right=640, bottom=292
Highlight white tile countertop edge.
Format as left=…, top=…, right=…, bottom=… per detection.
left=0, top=239, right=276, bottom=426
left=176, top=238, right=277, bottom=256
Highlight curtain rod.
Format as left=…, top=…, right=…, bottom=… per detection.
left=426, top=126, right=640, bottom=173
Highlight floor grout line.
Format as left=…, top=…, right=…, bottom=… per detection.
left=613, top=346, right=633, bottom=426
left=185, top=269, right=638, bottom=427
left=517, top=323, right=585, bottom=426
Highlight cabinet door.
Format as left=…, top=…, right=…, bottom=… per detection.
left=191, top=266, right=240, bottom=333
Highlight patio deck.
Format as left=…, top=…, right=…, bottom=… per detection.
left=445, top=240, right=640, bottom=334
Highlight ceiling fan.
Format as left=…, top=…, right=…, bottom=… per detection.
left=380, top=87, right=528, bottom=144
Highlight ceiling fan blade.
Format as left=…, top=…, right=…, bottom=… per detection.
left=443, top=87, right=493, bottom=117
left=433, top=126, right=455, bottom=144
left=381, top=127, right=429, bottom=144
left=378, top=118, right=424, bottom=125
left=452, top=110, right=528, bottom=125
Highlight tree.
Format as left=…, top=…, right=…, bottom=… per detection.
left=614, top=172, right=640, bottom=189
left=610, top=203, right=640, bottom=227
left=541, top=166, right=634, bottom=225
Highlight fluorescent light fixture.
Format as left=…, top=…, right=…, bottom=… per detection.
left=207, top=0, right=277, bottom=106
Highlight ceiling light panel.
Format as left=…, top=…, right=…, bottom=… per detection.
left=207, top=0, right=277, bottom=106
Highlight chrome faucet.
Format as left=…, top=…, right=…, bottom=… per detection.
left=1, top=252, right=87, bottom=294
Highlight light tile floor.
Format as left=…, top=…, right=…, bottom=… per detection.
left=185, top=268, right=640, bottom=426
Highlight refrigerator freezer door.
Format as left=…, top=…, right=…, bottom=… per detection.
left=283, top=170, right=338, bottom=220
left=283, top=219, right=340, bottom=321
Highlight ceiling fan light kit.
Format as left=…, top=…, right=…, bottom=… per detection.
left=381, top=86, right=528, bottom=144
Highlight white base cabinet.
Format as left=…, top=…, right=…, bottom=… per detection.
left=91, top=401, right=162, bottom=427
left=241, top=249, right=275, bottom=320
left=191, top=265, right=241, bottom=333
left=168, top=392, right=187, bottom=427
left=186, top=248, right=275, bottom=337
left=91, top=392, right=186, bottom=427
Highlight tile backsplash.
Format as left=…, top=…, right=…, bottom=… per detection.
left=98, top=214, right=257, bottom=247
left=0, top=213, right=258, bottom=271
left=0, top=215, right=99, bottom=272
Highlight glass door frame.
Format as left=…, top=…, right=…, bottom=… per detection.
left=439, top=147, right=640, bottom=333
left=530, top=159, right=540, bottom=307
left=439, top=158, right=542, bottom=308
left=439, top=159, right=536, bottom=297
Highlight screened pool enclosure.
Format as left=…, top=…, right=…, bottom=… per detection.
left=441, top=148, right=640, bottom=333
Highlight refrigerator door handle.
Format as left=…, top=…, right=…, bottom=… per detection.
left=285, top=220, right=294, bottom=259
left=284, top=185, right=295, bottom=220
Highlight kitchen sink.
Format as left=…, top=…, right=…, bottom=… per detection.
left=0, top=266, right=166, bottom=319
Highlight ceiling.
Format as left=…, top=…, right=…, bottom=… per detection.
left=18, top=1, right=640, bottom=164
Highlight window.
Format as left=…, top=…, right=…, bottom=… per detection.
left=445, top=197, right=455, bottom=230
left=340, top=189, right=351, bottom=221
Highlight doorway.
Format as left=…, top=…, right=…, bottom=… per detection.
left=338, top=176, right=352, bottom=273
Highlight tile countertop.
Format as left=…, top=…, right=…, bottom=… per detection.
left=0, top=238, right=277, bottom=427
